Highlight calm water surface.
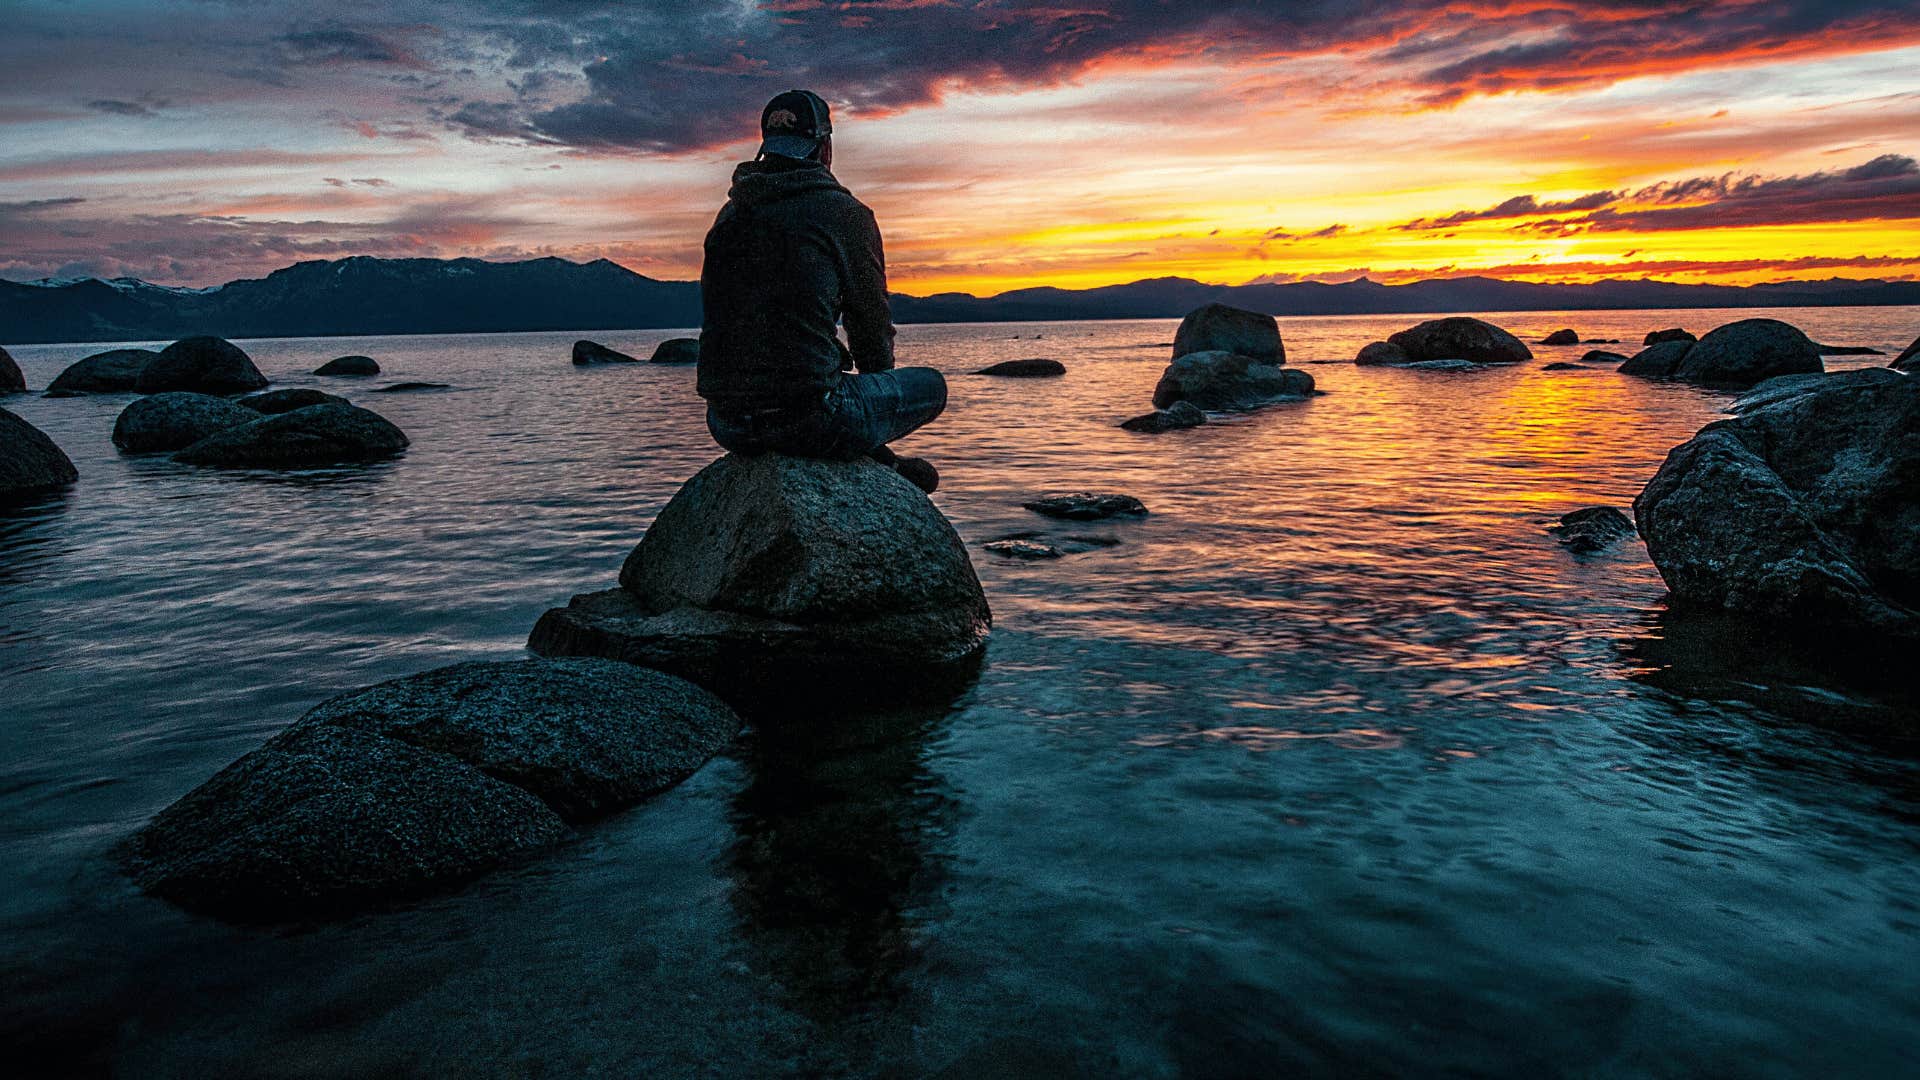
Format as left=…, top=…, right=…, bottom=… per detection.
left=3, top=308, right=1918, bottom=1076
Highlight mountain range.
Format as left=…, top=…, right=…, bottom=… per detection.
left=3, top=255, right=1917, bottom=345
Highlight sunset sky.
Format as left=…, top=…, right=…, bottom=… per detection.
left=3, top=1, right=1919, bottom=296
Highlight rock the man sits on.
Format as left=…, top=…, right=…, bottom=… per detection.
left=697, top=88, right=945, bottom=493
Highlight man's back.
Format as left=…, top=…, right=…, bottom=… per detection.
left=697, top=156, right=895, bottom=410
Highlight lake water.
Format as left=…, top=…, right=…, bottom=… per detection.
left=3, top=308, right=1917, bottom=1077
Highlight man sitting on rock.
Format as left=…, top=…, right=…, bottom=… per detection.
left=697, top=89, right=946, bottom=494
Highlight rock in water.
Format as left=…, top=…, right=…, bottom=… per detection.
left=984, top=539, right=1062, bottom=559
left=238, top=388, right=348, bottom=414
left=1728, top=369, right=1905, bottom=415
left=1635, top=369, right=1920, bottom=639
left=118, top=725, right=568, bottom=921
left=1581, top=350, right=1629, bottom=366
left=1387, top=318, right=1532, bottom=364
left=529, top=454, right=992, bottom=696
left=1892, top=335, right=1919, bottom=372
left=112, top=393, right=257, bottom=451
left=1, top=407, right=78, bottom=498
left=1172, top=303, right=1283, bottom=364
left=1673, top=318, right=1822, bottom=388
left=1813, top=343, right=1883, bottom=356
left=1543, top=362, right=1591, bottom=371
left=975, top=358, right=1065, bottom=377
left=1023, top=493, right=1148, bottom=520
left=1618, top=340, right=1694, bottom=379
left=1151, top=350, right=1313, bottom=410
left=649, top=338, right=700, bottom=365
left=373, top=382, right=450, bottom=393
left=314, top=355, right=379, bottom=376
left=47, top=348, right=160, bottom=393
left=1550, top=506, right=1635, bottom=553
left=1, top=346, right=23, bottom=393
left=135, top=336, right=268, bottom=395
left=1540, top=329, right=1580, bottom=346
left=1354, top=341, right=1410, bottom=366
left=1644, top=328, right=1696, bottom=346
left=291, top=658, right=740, bottom=822
left=1120, top=400, right=1207, bottom=433
left=173, top=403, right=408, bottom=467
left=573, top=340, right=637, bottom=365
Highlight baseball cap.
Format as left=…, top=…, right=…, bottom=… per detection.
left=759, top=89, right=832, bottom=160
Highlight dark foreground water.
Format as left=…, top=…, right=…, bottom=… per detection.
left=4, top=308, right=1918, bottom=1077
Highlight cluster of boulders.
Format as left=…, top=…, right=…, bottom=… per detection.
left=1355, top=317, right=1533, bottom=368
left=572, top=338, right=701, bottom=365
left=1122, top=304, right=1313, bottom=431
left=42, top=336, right=386, bottom=396
left=119, top=658, right=742, bottom=920
left=112, top=392, right=407, bottom=466
left=1618, top=318, right=1823, bottom=387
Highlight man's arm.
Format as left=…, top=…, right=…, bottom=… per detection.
left=841, top=205, right=896, bottom=373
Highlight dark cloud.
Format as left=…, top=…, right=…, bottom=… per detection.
left=1524, top=154, right=1920, bottom=233
left=0, top=196, right=87, bottom=219
left=1263, top=224, right=1349, bottom=242
left=86, top=99, right=161, bottom=117
left=276, top=27, right=422, bottom=68
left=1396, top=191, right=1619, bottom=231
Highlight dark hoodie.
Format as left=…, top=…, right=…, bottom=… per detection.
left=696, top=157, right=896, bottom=409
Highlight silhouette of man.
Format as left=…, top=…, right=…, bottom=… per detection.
left=698, top=89, right=945, bottom=493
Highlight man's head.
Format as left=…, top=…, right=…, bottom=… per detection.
left=759, top=89, right=832, bottom=165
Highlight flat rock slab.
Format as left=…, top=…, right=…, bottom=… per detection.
left=174, top=403, right=407, bottom=467
left=113, top=392, right=256, bottom=452
left=49, top=349, right=161, bottom=393
left=1023, top=493, right=1148, bottom=520
left=295, top=658, right=740, bottom=821
left=1, top=407, right=79, bottom=498
left=975, top=358, right=1065, bottom=377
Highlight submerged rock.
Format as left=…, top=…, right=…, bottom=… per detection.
left=119, top=724, right=567, bottom=922
left=1540, top=329, right=1579, bottom=346
left=649, top=338, right=700, bottom=365
left=1403, top=359, right=1479, bottom=372
left=1812, top=343, right=1882, bottom=356
left=238, top=388, right=348, bottom=414
left=1387, top=317, right=1532, bottom=364
left=573, top=340, right=637, bottom=365
left=373, top=381, right=451, bottom=393
left=1635, top=368, right=1920, bottom=639
left=1120, top=400, right=1207, bottom=433
left=1, top=346, right=24, bottom=393
left=975, top=358, right=1065, bottom=377
left=529, top=454, right=991, bottom=696
left=1892, top=335, right=1919, bottom=372
left=1023, top=492, right=1148, bottom=520
left=1172, top=303, right=1283, bottom=364
left=1550, top=506, right=1636, bottom=553
left=1644, top=328, right=1695, bottom=346
left=1673, top=318, right=1822, bottom=388
left=293, top=658, right=740, bottom=822
left=1, top=407, right=78, bottom=498
left=1354, top=341, right=1410, bottom=366
left=314, top=355, right=379, bottom=377
left=47, top=348, right=160, bottom=393
left=1580, top=350, right=1629, bottom=366
left=174, top=403, right=408, bottom=467
left=1543, top=362, right=1591, bottom=371
left=1618, top=340, right=1694, bottom=379
left=112, top=392, right=256, bottom=452
left=984, top=539, right=1062, bottom=559
left=135, top=336, right=268, bottom=395
left=1151, top=350, right=1313, bottom=410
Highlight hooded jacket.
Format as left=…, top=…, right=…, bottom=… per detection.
left=696, top=157, right=896, bottom=409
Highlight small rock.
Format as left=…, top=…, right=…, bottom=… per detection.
left=48, top=348, right=159, bottom=393
left=1812, top=343, right=1883, bottom=356
left=135, top=336, right=268, bottom=395
left=1582, top=338, right=1620, bottom=345
left=373, top=382, right=451, bottom=393
left=314, top=355, right=380, bottom=376
left=1644, top=328, right=1696, bottom=346
left=573, top=340, right=637, bottom=365
left=1388, top=317, right=1532, bottom=364
left=649, top=338, right=700, bottom=365
left=112, top=392, right=256, bottom=452
left=1544, top=362, right=1591, bottom=371
left=1120, top=400, right=1207, bottom=433
left=1354, top=341, right=1409, bottom=366
left=1172, top=303, right=1284, bottom=363
left=1580, top=350, right=1629, bottom=365
left=1, top=346, right=25, bottom=393
left=984, top=539, right=1062, bottom=559
left=1023, top=493, right=1148, bottom=520
left=1540, top=329, right=1579, bottom=346
left=174, top=403, right=408, bottom=467
left=1549, top=506, right=1635, bottom=553
left=975, top=358, right=1065, bottom=377
left=1, top=407, right=78, bottom=498
left=1151, top=350, right=1313, bottom=410
left=238, top=388, right=348, bottom=414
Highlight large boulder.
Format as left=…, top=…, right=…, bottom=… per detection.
left=1644, top=328, right=1696, bottom=347
left=1729, top=369, right=1905, bottom=415
left=1172, top=304, right=1283, bottom=364
left=529, top=454, right=991, bottom=697
left=1354, top=341, right=1410, bottom=366
left=314, top=355, right=379, bottom=377
left=1387, top=317, right=1532, bottom=364
left=238, top=388, right=349, bottom=414
left=112, top=392, right=256, bottom=452
left=118, top=724, right=568, bottom=922
left=293, top=658, right=740, bottom=822
left=1151, top=350, right=1313, bottom=410
left=1634, top=369, right=1920, bottom=640
left=572, top=340, right=637, bottom=365
left=1892, top=335, right=1919, bottom=372
left=135, top=336, right=268, bottom=395
left=1670, top=318, right=1822, bottom=388
left=1618, top=340, right=1694, bottom=379
left=47, top=348, right=160, bottom=393
left=1, top=408, right=78, bottom=498
left=1, top=346, right=23, bottom=393
left=649, top=338, right=700, bottom=365
left=173, top=403, right=408, bottom=467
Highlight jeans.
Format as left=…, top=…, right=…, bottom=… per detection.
left=707, top=367, right=947, bottom=459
